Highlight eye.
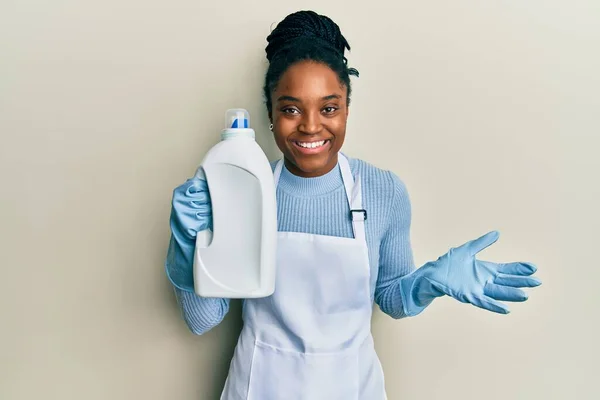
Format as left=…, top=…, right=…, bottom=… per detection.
left=322, top=106, right=338, bottom=115
left=281, top=107, right=300, bottom=114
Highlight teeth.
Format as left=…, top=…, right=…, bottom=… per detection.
left=297, top=140, right=326, bottom=149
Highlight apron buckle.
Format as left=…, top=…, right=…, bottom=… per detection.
left=350, top=209, right=367, bottom=221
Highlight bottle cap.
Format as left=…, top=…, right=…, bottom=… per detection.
left=221, top=108, right=254, bottom=140
left=226, top=109, right=249, bottom=129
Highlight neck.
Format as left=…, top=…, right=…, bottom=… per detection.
left=283, top=153, right=339, bottom=178
left=278, top=157, right=344, bottom=196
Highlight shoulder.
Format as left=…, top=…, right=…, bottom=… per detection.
left=346, top=154, right=412, bottom=233
left=345, top=154, right=409, bottom=201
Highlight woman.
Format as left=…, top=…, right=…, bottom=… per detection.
left=166, top=10, right=541, bottom=400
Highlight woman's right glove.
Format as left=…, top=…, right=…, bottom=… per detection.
left=165, top=178, right=212, bottom=292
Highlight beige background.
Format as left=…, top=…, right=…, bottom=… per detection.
left=1, top=1, right=598, bottom=399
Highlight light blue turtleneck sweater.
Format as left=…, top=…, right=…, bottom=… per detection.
left=173, top=155, right=415, bottom=335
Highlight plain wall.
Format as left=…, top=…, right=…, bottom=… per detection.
left=1, top=1, right=598, bottom=399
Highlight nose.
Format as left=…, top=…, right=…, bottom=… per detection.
left=298, top=110, right=322, bottom=135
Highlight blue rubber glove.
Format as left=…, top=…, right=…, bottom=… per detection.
left=165, top=178, right=212, bottom=292
left=399, top=231, right=541, bottom=316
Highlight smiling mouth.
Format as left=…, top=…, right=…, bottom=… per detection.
left=293, top=139, right=331, bottom=153
left=295, top=140, right=327, bottom=149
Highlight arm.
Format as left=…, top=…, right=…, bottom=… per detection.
left=374, top=173, right=417, bottom=319
left=375, top=174, right=541, bottom=318
left=174, top=289, right=229, bottom=335
left=165, top=178, right=230, bottom=335
left=166, top=235, right=230, bottom=335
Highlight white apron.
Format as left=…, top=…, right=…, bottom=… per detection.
left=220, top=154, right=386, bottom=400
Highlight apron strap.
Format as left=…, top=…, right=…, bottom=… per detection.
left=272, top=154, right=366, bottom=243
left=338, top=154, right=366, bottom=243
left=273, top=158, right=284, bottom=186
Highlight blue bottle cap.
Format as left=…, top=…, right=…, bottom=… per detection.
left=226, top=109, right=250, bottom=129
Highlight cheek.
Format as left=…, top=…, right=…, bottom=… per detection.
left=272, top=129, right=290, bottom=147
left=328, top=117, right=347, bottom=137
left=274, top=119, right=297, bottom=142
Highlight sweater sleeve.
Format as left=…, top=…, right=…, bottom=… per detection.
left=173, top=287, right=230, bottom=335
left=166, top=235, right=230, bottom=335
left=374, top=172, right=416, bottom=319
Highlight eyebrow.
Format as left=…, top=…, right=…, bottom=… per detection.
left=276, top=94, right=342, bottom=103
left=276, top=95, right=300, bottom=102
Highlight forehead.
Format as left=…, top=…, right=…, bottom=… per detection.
left=275, top=61, right=346, bottom=98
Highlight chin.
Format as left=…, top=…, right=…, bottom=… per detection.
left=299, top=159, right=327, bottom=173
left=287, top=152, right=336, bottom=177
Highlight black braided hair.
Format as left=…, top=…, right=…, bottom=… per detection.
left=263, top=10, right=359, bottom=116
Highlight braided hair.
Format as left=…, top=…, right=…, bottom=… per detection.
left=263, top=10, right=359, bottom=116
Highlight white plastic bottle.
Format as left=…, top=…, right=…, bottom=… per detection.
left=192, top=108, right=277, bottom=298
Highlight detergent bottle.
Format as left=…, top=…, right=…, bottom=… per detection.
left=193, top=109, right=277, bottom=298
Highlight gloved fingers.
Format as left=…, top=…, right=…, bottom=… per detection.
left=190, top=203, right=211, bottom=215
left=174, top=203, right=211, bottom=218
left=494, top=273, right=542, bottom=288
left=187, top=181, right=210, bottom=200
left=464, top=231, right=500, bottom=256
left=187, top=191, right=210, bottom=203
left=477, top=296, right=510, bottom=314
left=497, top=261, right=537, bottom=275
left=173, top=180, right=209, bottom=201
left=173, top=179, right=211, bottom=204
left=484, top=282, right=528, bottom=302
left=190, top=198, right=211, bottom=208
left=196, top=212, right=211, bottom=222
left=185, top=177, right=208, bottom=193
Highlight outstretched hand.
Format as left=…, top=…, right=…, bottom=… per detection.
left=428, top=231, right=541, bottom=314
left=400, top=231, right=542, bottom=316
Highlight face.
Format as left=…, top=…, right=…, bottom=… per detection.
left=270, top=61, right=349, bottom=178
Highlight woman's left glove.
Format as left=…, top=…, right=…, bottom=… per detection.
left=399, top=231, right=542, bottom=316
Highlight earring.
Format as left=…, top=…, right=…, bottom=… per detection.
left=269, top=123, right=273, bottom=131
